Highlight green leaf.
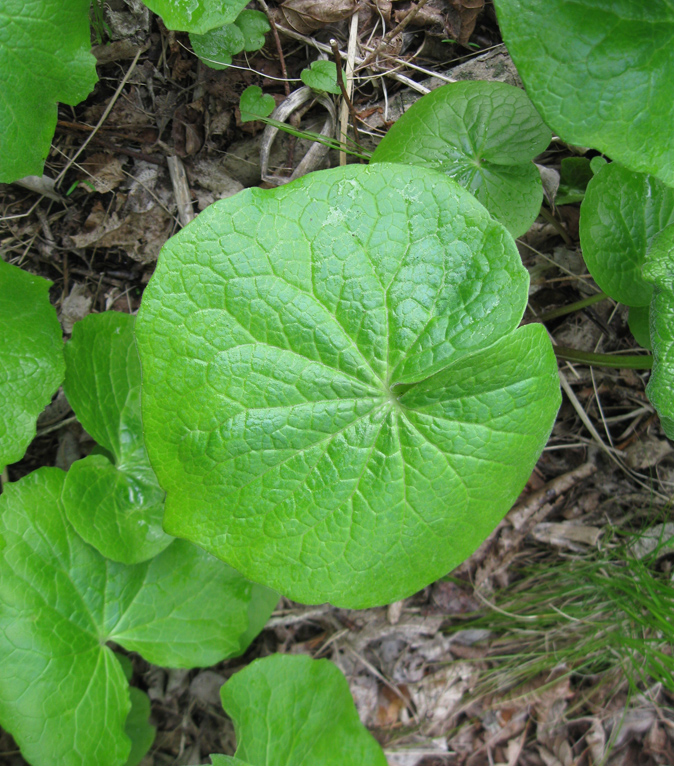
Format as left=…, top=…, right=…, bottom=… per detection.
left=370, top=81, right=551, bottom=237
left=136, top=163, right=561, bottom=608
left=125, top=688, right=156, bottom=766
left=142, top=0, right=248, bottom=34
left=300, top=60, right=342, bottom=95
left=0, top=467, right=277, bottom=766
left=190, top=23, right=245, bottom=70
left=239, top=85, right=275, bottom=122
left=493, top=0, right=674, bottom=187
left=220, top=655, right=388, bottom=766
left=0, top=260, right=65, bottom=469
left=643, top=225, right=674, bottom=439
left=0, top=0, right=98, bottom=182
left=62, top=312, right=171, bottom=564
left=235, top=10, right=270, bottom=52
left=627, top=306, right=652, bottom=351
left=556, top=157, right=594, bottom=206
left=579, top=163, right=674, bottom=307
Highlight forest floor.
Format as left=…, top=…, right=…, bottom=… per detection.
left=1, top=2, right=673, bottom=765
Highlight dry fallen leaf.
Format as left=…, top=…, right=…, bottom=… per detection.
left=274, top=0, right=356, bottom=34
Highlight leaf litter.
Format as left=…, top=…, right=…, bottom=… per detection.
left=1, top=1, right=673, bottom=764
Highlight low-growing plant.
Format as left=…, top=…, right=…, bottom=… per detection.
left=2, top=1, right=674, bottom=764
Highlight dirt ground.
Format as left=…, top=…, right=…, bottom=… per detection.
left=1, top=2, right=673, bottom=765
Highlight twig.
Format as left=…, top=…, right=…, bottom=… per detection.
left=166, top=156, right=194, bottom=227
left=330, top=39, right=363, bottom=159
left=55, top=48, right=143, bottom=187
left=361, top=0, right=431, bottom=67
left=258, top=0, right=289, bottom=97
left=338, top=13, right=360, bottom=166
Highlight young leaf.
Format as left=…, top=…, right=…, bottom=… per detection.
left=580, top=163, right=674, bottom=307
left=235, top=10, right=270, bottom=51
left=0, top=0, right=98, bottom=182
left=643, top=225, right=674, bottom=439
left=493, top=0, right=674, bottom=187
left=239, top=85, right=275, bottom=122
left=125, top=688, right=156, bottom=766
left=62, top=312, right=171, bottom=564
left=220, top=655, right=387, bottom=766
left=190, top=23, right=245, bottom=69
left=300, top=60, right=342, bottom=95
left=370, top=81, right=551, bottom=237
left=136, top=163, right=561, bottom=608
left=556, top=157, right=594, bottom=206
left=0, top=260, right=65, bottom=469
left=0, top=468, right=277, bottom=766
left=190, top=10, right=269, bottom=69
left=142, top=0, right=248, bottom=34
left=627, top=306, right=652, bottom=351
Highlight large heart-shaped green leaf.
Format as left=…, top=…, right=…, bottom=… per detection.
left=370, top=81, right=551, bottom=237
left=579, top=163, right=674, bottom=307
left=136, top=163, right=561, bottom=608
left=220, top=655, right=387, bottom=766
left=643, top=226, right=674, bottom=439
left=0, top=468, right=278, bottom=766
left=62, top=312, right=171, bottom=564
left=143, top=0, right=249, bottom=34
left=0, top=0, right=97, bottom=182
left=493, top=0, right=674, bottom=187
left=0, top=260, right=65, bottom=469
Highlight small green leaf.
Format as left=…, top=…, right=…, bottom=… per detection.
left=235, top=10, right=270, bottom=51
left=590, top=156, right=607, bottom=175
left=125, top=688, right=156, bottom=766
left=556, top=157, right=593, bottom=206
left=370, top=81, right=551, bottom=237
left=580, top=163, right=674, bottom=307
left=190, top=23, right=245, bottom=70
left=0, top=260, right=65, bottom=469
left=300, top=60, right=342, bottom=95
left=220, top=655, right=387, bottom=766
left=0, top=0, right=98, bottom=182
left=239, top=85, right=275, bottom=122
left=142, top=0, right=248, bottom=34
left=62, top=312, right=171, bottom=564
left=0, top=467, right=276, bottom=766
left=627, top=306, right=652, bottom=351
left=493, top=0, right=674, bottom=187
left=643, top=225, right=674, bottom=439
left=136, top=163, right=561, bottom=608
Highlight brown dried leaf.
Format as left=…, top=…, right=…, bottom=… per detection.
left=173, top=102, right=205, bottom=157
left=277, top=0, right=356, bottom=34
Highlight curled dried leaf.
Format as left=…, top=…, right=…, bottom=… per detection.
left=275, top=0, right=356, bottom=35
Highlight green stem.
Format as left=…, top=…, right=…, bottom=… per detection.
left=553, top=345, right=652, bottom=370
left=538, top=292, right=608, bottom=322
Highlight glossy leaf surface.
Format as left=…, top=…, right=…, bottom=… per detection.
left=239, top=85, right=275, bottom=122
left=143, top=0, right=248, bottom=33
left=0, top=260, right=64, bottom=468
left=0, top=0, right=97, bottom=182
left=301, top=60, right=342, bottom=95
left=643, top=226, right=674, bottom=438
left=220, top=655, right=387, bottom=766
left=62, top=312, right=171, bottom=564
left=190, top=11, right=268, bottom=70
left=580, top=163, right=674, bottom=307
left=125, top=688, right=156, bottom=766
left=370, top=82, right=551, bottom=237
left=494, top=0, right=674, bottom=186
left=0, top=468, right=277, bottom=766
left=137, top=163, right=561, bottom=607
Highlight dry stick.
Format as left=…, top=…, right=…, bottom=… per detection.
left=330, top=38, right=363, bottom=160
left=274, top=24, right=429, bottom=94
left=166, top=155, right=194, bottom=227
left=361, top=0, right=431, bottom=67
left=55, top=49, right=143, bottom=188
left=338, top=13, right=360, bottom=166
left=257, top=0, right=290, bottom=97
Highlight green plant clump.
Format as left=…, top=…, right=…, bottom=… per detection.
left=1, top=0, right=674, bottom=764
